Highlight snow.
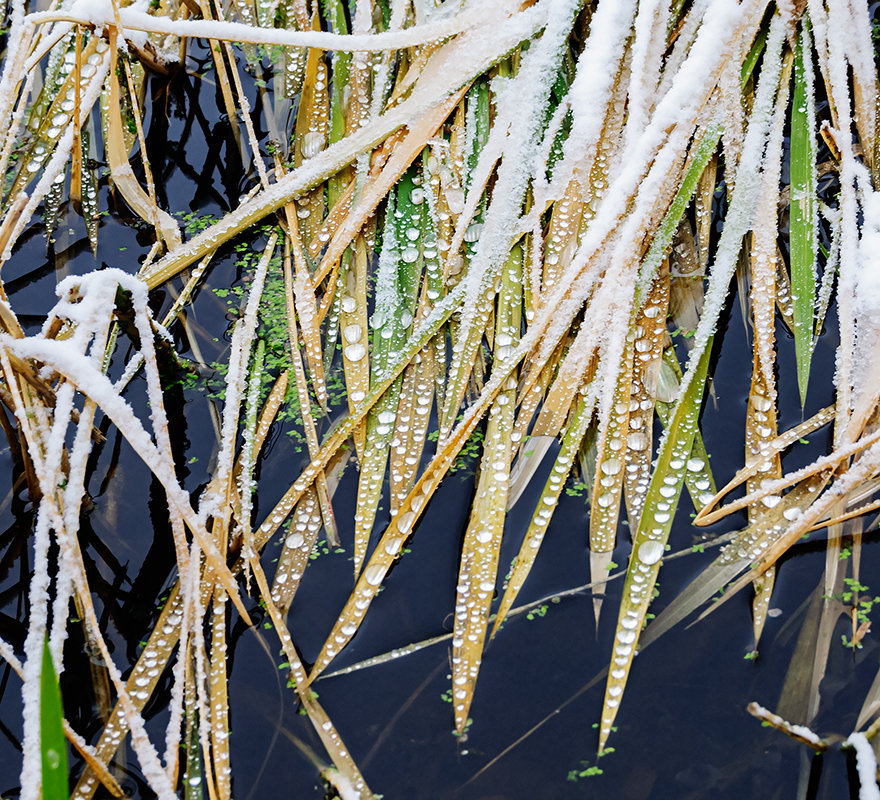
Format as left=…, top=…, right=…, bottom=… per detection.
left=17, top=509, right=53, bottom=800
left=60, top=0, right=150, bottom=47
left=646, top=8, right=785, bottom=443
left=623, top=0, right=670, bottom=154
left=3, top=47, right=111, bottom=262
left=451, top=0, right=583, bottom=374
left=847, top=732, right=880, bottom=800
left=854, top=188, right=880, bottom=327
left=545, top=0, right=636, bottom=202
left=201, top=236, right=274, bottom=523
left=31, top=0, right=522, bottom=53
left=140, top=0, right=549, bottom=287
left=749, top=702, right=824, bottom=746
left=0, top=0, right=31, bottom=148
left=789, top=723, right=823, bottom=747
left=814, top=0, right=865, bottom=444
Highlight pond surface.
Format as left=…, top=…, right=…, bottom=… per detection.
left=0, top=29, right=876, bottom=800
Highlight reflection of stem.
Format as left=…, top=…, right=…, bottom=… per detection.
left=80, top=593, right=113, bottom=721
left=362, top=661, right=446, bottom=769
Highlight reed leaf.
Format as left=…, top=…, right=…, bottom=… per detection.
left=598, top=337, right=713, bottom=752
left=789, top=17, right=818, bottom=406
left=40, top=640, right=68, bottom=800
left=450, top=244, right=522, bottom=733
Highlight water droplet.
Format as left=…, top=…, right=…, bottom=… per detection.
left=343, top=324, right=362, bottom=343
left=601, top=458, right=621, bottom=476
left=464, top=222, right=483, bottom=242
left=627, top=432, right=649, bottom=451
left=300, top=130, right=325, bottom=158
left=364, top=564, right=384, bottom=586
left=345, top=344, right=366, bottom=362
left=752, top=395, right=772, bottom=412
left=637, top=540, right=664, bottom=565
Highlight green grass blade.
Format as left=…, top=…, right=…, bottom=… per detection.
left=41, top=639, right=69, bottom=800
left=184, top=712, right=204, bottom=800
left=789, top=18, right=817, bottom=406
left=655, top=347, right=717, bottom=511
left=598, top=337, right=713, bottom=753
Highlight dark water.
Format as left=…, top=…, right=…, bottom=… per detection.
left=0, top=32, right=875, bottom=800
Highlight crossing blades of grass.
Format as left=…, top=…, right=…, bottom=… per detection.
left=491, top=388, right=595, bottom=638
left=450, top=244, right=522, bottom=734
left=598, top=337, right=712, bottom=753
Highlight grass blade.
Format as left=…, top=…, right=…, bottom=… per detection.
left=41, top=639, right=68, bottom=800
left=598, top=337, right=712, bottom=752
left=451, top=244, right=522, bottom=733
left=491, top=388, right=595, bottom=638
left=789, top=18, right=817, bottom=406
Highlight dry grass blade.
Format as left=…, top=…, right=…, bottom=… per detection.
left=451, top=245, right=521, bottom=733
left=491, top=389, right=595, bottom=638
left=4, top=0, right=880, bottom=794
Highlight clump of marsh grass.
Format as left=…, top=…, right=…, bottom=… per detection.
left=0, top=0, right=879, bottom=796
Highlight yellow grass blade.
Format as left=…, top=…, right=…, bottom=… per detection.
left=451, top=244, right=522, bottom=733
left=622, top=267, right=670, bottom=528
left=491, top=389, right=595, bottom=638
